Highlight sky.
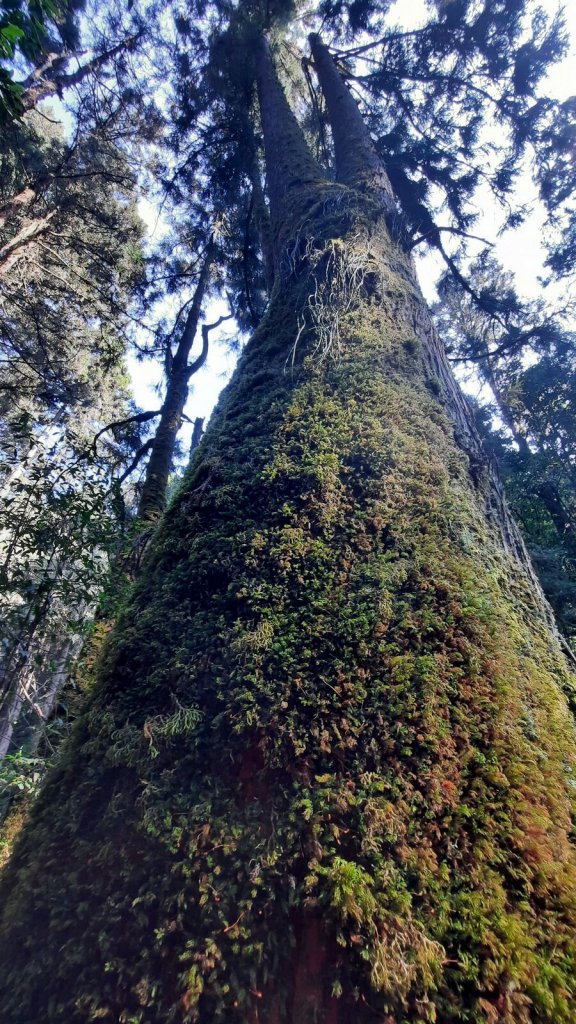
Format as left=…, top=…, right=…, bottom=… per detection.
left=126, top=298, right=237, bottom=455
left=128, top=0, right=576, bottom=453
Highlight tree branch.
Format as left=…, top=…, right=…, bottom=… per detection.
left=186, top=315, right=233, bottom=379
left=19, top=31, right=144, bottom=113
left=0, top=212, right=56, bottom=275
left=115, top=438, right=155, bottom=486
left=410, top=225, right=493, bottom=250
left=92, top=410, right=162, bottom=453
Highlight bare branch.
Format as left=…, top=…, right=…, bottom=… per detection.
left=92, top=410, right=162, bottom=453
left=410, top=226, right=493, bottom=250
left=187, top=314, right=233, bottom=379
left=115, top=439, right=155, bottom=486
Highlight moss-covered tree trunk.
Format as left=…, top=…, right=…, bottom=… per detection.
left=1, top=35, right=576, bottom=1024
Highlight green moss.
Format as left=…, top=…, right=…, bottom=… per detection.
left=0, top=190, right=576, bottom=1024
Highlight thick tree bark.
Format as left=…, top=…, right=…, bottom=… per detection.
left=1, top=36, right=576, bottom=1024
left=309, top=36, right=553, bottom=601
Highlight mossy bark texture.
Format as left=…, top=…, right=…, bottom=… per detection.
left=1, top=41, right=576, bottom=1024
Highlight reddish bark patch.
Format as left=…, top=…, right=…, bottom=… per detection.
left=287, top=912, right=339, bottom=1024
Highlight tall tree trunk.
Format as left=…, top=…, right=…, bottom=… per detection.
left=1, top=37, right=576, bottom=1024
left=309, top=34, right=396, bottom=210
left=256, top=35, right=323, bottom=240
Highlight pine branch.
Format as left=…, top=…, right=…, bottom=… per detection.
left=18, top=31, right=144, bottom=113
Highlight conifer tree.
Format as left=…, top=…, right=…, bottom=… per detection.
left=434, top=257, right=576, bottom=646
left=0, top=15, right=576, bottom=1023
left=0, top=105, right=146, bottom=787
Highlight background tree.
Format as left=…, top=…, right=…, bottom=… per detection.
left=0, top=0, right=81, bottom=120
left=0, top=101, right=148, bottom=804
left=434, top=255, right=576, bottom=645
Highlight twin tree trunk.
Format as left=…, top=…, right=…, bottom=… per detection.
left=1, top=34, right=576, bottom=1024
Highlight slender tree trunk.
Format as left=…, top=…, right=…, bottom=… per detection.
left=136, top=372, right=190, bottom=522
left=0, top=604, right=86, bottom=761
left=0, top=680, right=25, bottom=760
left=0, top=613, right=85, bottom=825
left=1, top=36, right=576, bottom=1024
left=537, top=479, right=576, bottom=552
left=190, top=416, right=204, bottom=455
left=13, top=633, right=84, bottom=754
left=137, top=243, right=214, bottom=522
left=309, top=34, right=396, bottom=211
